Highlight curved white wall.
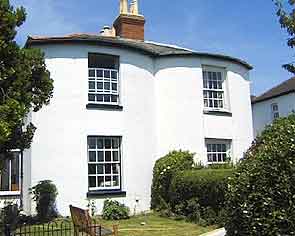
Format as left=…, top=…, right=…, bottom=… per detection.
left=25, top=44, right=253, bottom=215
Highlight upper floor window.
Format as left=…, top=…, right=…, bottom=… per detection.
left=206, top=139, right=231, bottom=164
left=203, top=67, right=226, bottom=110
left=88, top=53, right=119, bottom=105
left=88, top=136, right=121, bottom=191
left=271, top=103, right=280, bottom=120
left=0, top=151, right=20, bottom=193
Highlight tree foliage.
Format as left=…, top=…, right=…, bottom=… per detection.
left=0, top=0, right=53, bottom=159
left=225, top=114, right=295, bottom=235
left=274, top=0, right=295, bottom=73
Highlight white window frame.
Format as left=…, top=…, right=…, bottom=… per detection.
left=271, top=103, right=280, bottom=121
left=0, top=151, right=21, bottom=196
left=205, top=139, right=232, bottom=164
left=202, top=66, right=229, bottom=111
left=88, top=68, right=120, bottom=105
left=87, top=136, right=122, bottom=191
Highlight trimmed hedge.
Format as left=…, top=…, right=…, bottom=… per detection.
left=225, top=114, right=295, bottom=235
left=170, top=169, right=233, bottom=226
left=151, top=150, right=194, bottom=210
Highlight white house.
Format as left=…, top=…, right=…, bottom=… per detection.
left=0, top=0, right=254, bottom=216
left=252, top=77, right=295, bottom=136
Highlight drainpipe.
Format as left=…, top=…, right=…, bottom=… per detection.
left=20, top=149, right=24, bottom=210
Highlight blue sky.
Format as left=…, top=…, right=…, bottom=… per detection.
left=11, top=0, right=293, bottom=96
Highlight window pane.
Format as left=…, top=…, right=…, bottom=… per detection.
left=112, top=83, right=118, bottom=91
left=105, top=139, right=111, bottom=149
left=111, top=95, right=118, bottom=103
left=113, top=176, right=119, bottom=187
left=97, top=165, right=104, bottom=174
left=88, top=94, right=95, bottom=102
left=11, top=155, right=19, bottom=191
left=89, top=151, right=96, bottom=162
left=98, top=151, right=104, bottom=162
left=104, top=95, right=111, bottom=102
left=89, top=70, right=95, bottom=77
left=88, top=137, right=96, bottom=149
left=104, top=82, right=110, bottom=90
left=0, top=160, right=10, bottom=191
left=113, top=138, right=119, bottom=148
left=97, top=177, right=104, bottom=187
left=111, top=71, right=118, bottom=79
left=89, top=82, right=95, bottom=90
left=96, top=70, right=103, bottom=77
left=89, top=177, right=96, bottom=188
left=88, top=165, right=96, bottom=175
left=113, top=151, right=119, bottom=161
left=97, top=139, right=104, bottom=149
left=104, top=70, right=111, bottom=78
left=97, top=82, right=103, bottom=90
left=105, top=151, right=111, bottom=162
left=105, top=176, right=111, bottom=187
left=96, top=94, right=103, bottom=102
left=112, top=164, right=119, bottom=174
left=105, top=164, right=111, bottom=174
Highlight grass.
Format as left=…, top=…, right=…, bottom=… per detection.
left=99, top=213, right=217, bottom=236
left=15, top=213, right=217, bottom=236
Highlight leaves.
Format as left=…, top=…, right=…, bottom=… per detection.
left=0, top=0, right=53, bottom=160
left=274, top=0, right=295, bottom=73
left=225, top=114, right=295, bottom=235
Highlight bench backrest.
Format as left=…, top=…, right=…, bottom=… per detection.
left=70, top=205, right=95, bottom=236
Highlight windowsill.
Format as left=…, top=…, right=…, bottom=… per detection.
left=203, top=109, right=232, bottom=116
left=87, top=190, right=126, bottom=198
left=0, top=191, right=21, bottom=197
left=86, top=103, right=123, bottom=111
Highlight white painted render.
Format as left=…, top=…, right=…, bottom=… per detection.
left=252, top=92, right=295, bottom=137
left=18, top=43, right=253, bottom=216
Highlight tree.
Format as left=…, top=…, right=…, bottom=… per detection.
left=274, top=0, right=295, bottom=73
left=0, top=0, right=53, bottom=161
left=225, top=114, right=295, bottom=235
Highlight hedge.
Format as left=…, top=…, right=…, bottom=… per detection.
left=170, top=169, right=233, bottom=226
left=151, top=150, right=194, bottom=210
left=225, top=114, right=295, bottom=235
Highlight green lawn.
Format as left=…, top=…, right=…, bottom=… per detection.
left=15, top=213, right=216, bottom=236
left=99, top=213, right=217, bottom=236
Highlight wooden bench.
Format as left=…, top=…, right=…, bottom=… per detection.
left=69, top=205, right=118, bottom=236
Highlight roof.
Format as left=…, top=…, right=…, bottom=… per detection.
left=252, top=77, right=295, bottom=104
left=25, top=34, right=253, bottom=70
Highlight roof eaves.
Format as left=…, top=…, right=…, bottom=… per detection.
left=251, top=90, right=295, bottom=104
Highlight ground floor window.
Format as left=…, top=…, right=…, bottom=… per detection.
left=87, top=136, right=121, bottom=191
left=206, top=139, right=231, bottom=164
left=0, top=151, right=20, bottom=192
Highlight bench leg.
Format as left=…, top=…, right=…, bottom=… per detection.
left=112, top=225, right=118, bottom=236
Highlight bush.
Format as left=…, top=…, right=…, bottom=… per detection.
left=30, top=180, right=58, bottom=222
left=0, top=203, right=19, bottom=227
left=151, top=150, right=194, bottom=210
left=170, top=169, right=233, bottom=226
left=225, top=114, right=295, bottom=235
left=102, top=200, right=129, bottom=220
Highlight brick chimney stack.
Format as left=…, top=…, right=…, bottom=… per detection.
left=113, top=0, right=145, bottom=41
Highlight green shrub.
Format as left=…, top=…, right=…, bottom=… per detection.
left=30, top=180, right=58, bottom=223
left=151, top=150, right=194, bottom=210
left=102, top=200, right=129, bottom=220
left=170, top=169, right=233, bottom=226
left=225, top=114, right=295, bottom=235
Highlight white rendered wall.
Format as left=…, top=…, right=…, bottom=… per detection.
left=24, top=44, right=253, bottom=216
left=252, top=93, right=295, bottom=136
left=28, top=44, right=156, bottom=216
left=155, top=57, right=253, bottom=164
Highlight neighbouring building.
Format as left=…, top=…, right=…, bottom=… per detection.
left=0, top=0, right=254, bottom=215
left=252, top=77, right=295, bottom=136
